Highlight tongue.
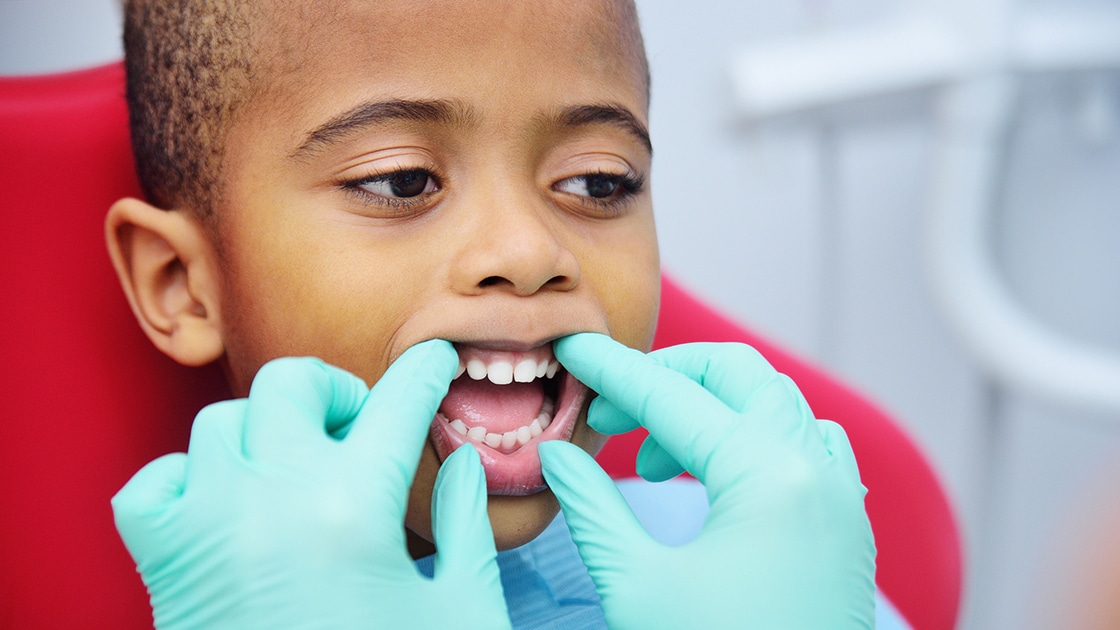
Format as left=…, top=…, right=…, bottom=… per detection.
left=439, top=378, right=546, bottom=435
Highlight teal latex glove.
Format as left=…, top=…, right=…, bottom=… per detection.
left=539, top=333, right=876, bottom=629
left=112, top=341, right=512, bottom=630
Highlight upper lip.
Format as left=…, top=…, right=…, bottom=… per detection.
left=450, top=339, right=557, bottom=353
left=438, top=329, right=603, bottom=353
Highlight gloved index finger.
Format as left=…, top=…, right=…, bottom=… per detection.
left=555, top=333, right=737, bottom=482
left=625, top=343, right=785, bottom=482
left=344, top=339, right=459, bottom=508
left=647, top=343, right=776, bottom=413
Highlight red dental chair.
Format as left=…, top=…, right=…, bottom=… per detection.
left=0, top=63, right=962, bottom=630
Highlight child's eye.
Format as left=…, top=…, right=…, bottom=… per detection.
left=355, top=169, right=439, bottom=199
left=339, top=167, right=442, bottom=216
left=556, top=173, right=623, bottom=199
left=553, top=170, right=645, bottom=216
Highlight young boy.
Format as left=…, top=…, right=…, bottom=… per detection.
left=107, top=0, right=881, bottom=627
left=109, top=0, right=658, bottom=556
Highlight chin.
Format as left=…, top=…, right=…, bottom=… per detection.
left=487, top=490, right=564, bottom=550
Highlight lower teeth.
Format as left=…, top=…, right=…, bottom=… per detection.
left=447, top=406, right=553, bottom=451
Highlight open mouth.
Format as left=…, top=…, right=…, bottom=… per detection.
left=428, top=342, right=589, bottom=496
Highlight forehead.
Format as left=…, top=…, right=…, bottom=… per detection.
left=243, top=0, right=647, bottom=146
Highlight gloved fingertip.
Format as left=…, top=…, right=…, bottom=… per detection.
left=586, top=396, right=639, bottom=435
left=537, top=439, right=581, bottom=470
left=112, top=453, right=188, bottom=551
left=374, top=339, right=460, bottom=400
left=400, top=338, right=459, bottom=375
left=432, top=445, right=498, bottom=579
left=250, top=356, right=337, bottom=403
left=636, top=464, right=684, bottom=483
left=815, top=419, right=863, bottom=484
left=538, top=441, right=589, bottom=495
left=423, top=337, right=460, bottom=363
left=112, top=452, right=188, bottom=511
left=345, top=338, right=460, bottom=468
left=310, top=362, right=373, bottom=437
left=435, top=443, right=484, bottom=494
left=553, top=333, right=617, bottom=382
left=814, top=419, right=848, bottom=452
left=553, top=332, right=610, bottom=357
left=539, top=441, right=625, bottom=516
left=635, top=436, right=685, bottom=482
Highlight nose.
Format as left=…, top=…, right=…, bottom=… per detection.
left=450, top=193, right=580, bottom=297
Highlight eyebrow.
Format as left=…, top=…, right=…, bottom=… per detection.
left=291, top=99, right=652, bottom=159
left=291, top=98, right=478, bottom=159
left=552, top=104, right=652, bottom=155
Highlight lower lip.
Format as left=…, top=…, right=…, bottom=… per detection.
left=428, top=370, right=588, bottom=495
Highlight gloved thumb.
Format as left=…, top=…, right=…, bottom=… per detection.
left=431, top=445, right=503, bottom=590
left=539, top=441, right=653, bottom=585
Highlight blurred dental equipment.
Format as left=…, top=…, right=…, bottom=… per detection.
left=729, top=4, right=1120, bottom=415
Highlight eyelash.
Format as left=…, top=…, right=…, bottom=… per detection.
left=341, top=167, right=442, bottom=214
left=553, top=169, right=646, bottom=217
left=339, top=166, right=646, bottom=217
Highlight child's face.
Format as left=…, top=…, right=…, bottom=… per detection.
left=210, top=0, right=658, bottom=551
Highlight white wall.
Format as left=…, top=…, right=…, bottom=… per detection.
left=4, top=1, right=1119, bottom=628
left=0, top=1, right=122, bottom=75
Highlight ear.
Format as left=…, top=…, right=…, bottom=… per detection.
left=105, top=198, right=224, bottom=366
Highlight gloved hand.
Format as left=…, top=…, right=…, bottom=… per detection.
left=112, top=341, right=512, bottom=630
left=539, top=333, right=876, bottom=629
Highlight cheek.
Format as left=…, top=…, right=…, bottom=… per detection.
left=591, top=223, right=661, bottom=352
left=214, top=226, right=428, bottom=393
left=608, top=270, right=661, bottom=352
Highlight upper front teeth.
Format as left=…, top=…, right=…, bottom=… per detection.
left=459, top=357, right=559, bottom=384
left=514, top=359, right=538, bottom=383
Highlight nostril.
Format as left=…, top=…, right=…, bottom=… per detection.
left=544, top=275, right=571, bottom=288
left=475, top=274, right=574, bottom=293
left=478, top=276, right=506, bottom=288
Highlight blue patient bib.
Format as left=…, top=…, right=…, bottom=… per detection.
left=417, top=478, right=912, bottom=629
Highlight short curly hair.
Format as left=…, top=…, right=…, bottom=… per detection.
left=122, top=1, right=648, bottom=217
left=123, top=0, right=256, bottom=216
